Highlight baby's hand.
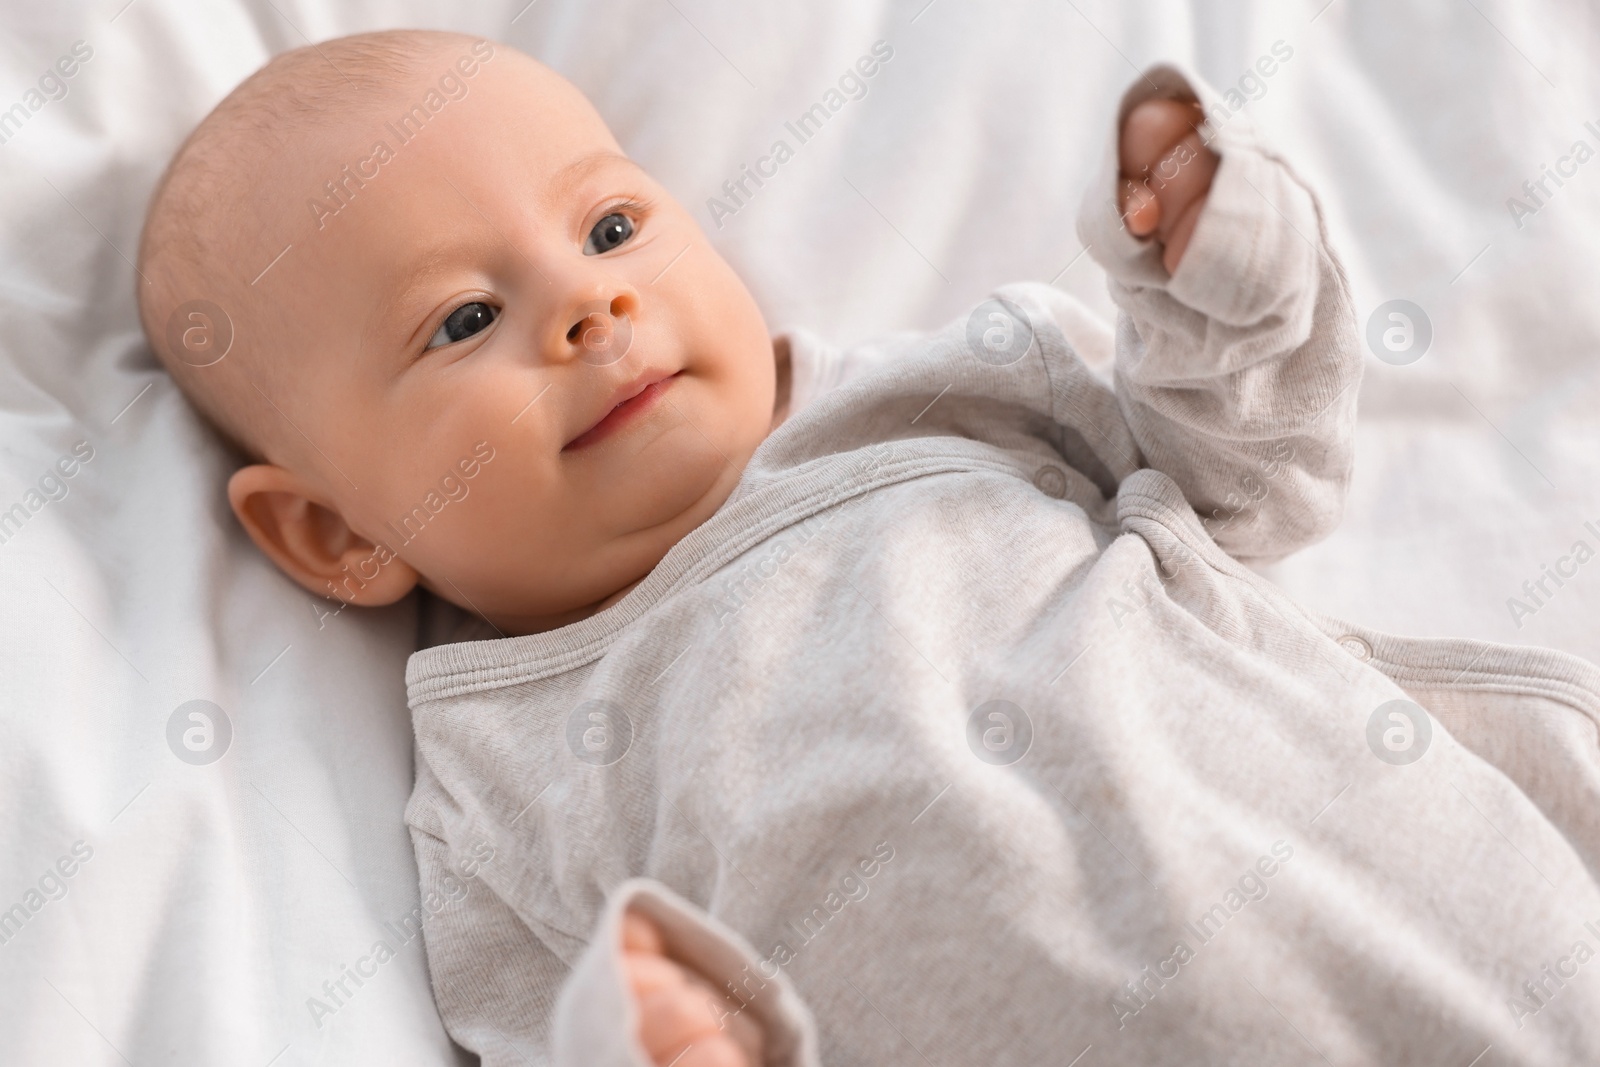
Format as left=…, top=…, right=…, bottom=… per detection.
left=622, top=908, right=763, bottom=1067
left=1118, top=97, right=1219, bottom=273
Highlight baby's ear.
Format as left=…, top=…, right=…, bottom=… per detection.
left=227, top=464, right=419, bottom=607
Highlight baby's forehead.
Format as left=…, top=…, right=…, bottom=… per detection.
left=149, top=34, right=612, bottom=315
left=214, top=42, right=611, bottom=241
left=213, top=39, right=505, bottom=191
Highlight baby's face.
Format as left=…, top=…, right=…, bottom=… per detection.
left=231, top=46, right=776, bottom=634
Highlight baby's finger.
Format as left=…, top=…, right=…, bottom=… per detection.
left=622, top=909, right=666, bottom=954
left=624, top=951, right=693, bottom=998
left=1160, top=192, right=1207, bottom=274
left=1121, top=178, right=1160, bottom=237
left=684, top=968, right=764, bottom=1063
left=718, top=1001, right=765, bottom=1066
left=1119, top=97, right=1203, bottom=177
left=636, top=985, right=729, bottom=1061
left=1146, top=130, right=1217, bottom=244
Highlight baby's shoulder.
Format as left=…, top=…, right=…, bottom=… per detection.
left=786, top=281, right=1114, bottom=419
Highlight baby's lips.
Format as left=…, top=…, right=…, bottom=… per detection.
left=560, top=367, right=679, bottom=452
left=572, top=300, right=632, bottom=367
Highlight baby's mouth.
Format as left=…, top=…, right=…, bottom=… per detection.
left=562, top=371, right=681, bottom=452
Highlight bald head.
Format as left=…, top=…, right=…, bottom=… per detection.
left=136, top=29, right=496, bottom=461
left=129, top=26, right=776, bottom=634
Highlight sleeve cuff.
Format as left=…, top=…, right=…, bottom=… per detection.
left=1075, top=61, right=1319, bottom=328
left=552, top=879, right=820, bottom=1067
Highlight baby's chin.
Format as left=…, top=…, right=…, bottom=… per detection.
left=614, top=364, right=770, bottom=508
left=446, top=438, right=747, bottom=633
left=613, top=417, right=750, bottom=543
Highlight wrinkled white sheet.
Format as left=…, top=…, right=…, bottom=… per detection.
left=2, top=1, right=1596, bottom=1063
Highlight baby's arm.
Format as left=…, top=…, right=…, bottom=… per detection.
left=622, top=908, right=761, bottom=1067
left=1081, top=64, right=1362, bottom=563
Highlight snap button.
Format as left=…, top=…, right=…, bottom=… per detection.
left=1033, top=464, right=1068, bottom=499
left=1337, top=635, right=1372, bottom=661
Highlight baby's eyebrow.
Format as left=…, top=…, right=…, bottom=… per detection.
left=550, top=150, right=637, bottom=197
left=371, top=241, right=484, bottom=349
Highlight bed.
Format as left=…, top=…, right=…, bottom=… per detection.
left=3, top=0, right=1596, bottom=1061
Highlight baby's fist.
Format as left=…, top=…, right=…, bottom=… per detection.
left=1118, top=97, right=1218, bottom=273
left=622, top=908, right=762, bottom=1067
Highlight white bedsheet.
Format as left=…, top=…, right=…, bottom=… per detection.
left=2, top=1, right=1596, bottom=1063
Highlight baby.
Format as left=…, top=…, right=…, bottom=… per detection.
left=138, top=29, right=1600, bottom=1067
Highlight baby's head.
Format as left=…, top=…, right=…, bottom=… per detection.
left=138, top=30, right=778, bottom=635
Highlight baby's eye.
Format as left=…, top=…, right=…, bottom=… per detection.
left=584, top=212, right=635, bottom=255
left=427, top=302, right=497, bottom=349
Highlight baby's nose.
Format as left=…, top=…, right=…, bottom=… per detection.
left=567, top=301, right=632, bottom=367
left=569, top=310, right=611, bottom=351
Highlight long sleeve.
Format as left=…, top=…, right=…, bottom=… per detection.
left=413, top=821, right=819, bottom=1067
left=1075, top=62, right=1362, bottom=563
left=411, top=827, right=572, bottom=1066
